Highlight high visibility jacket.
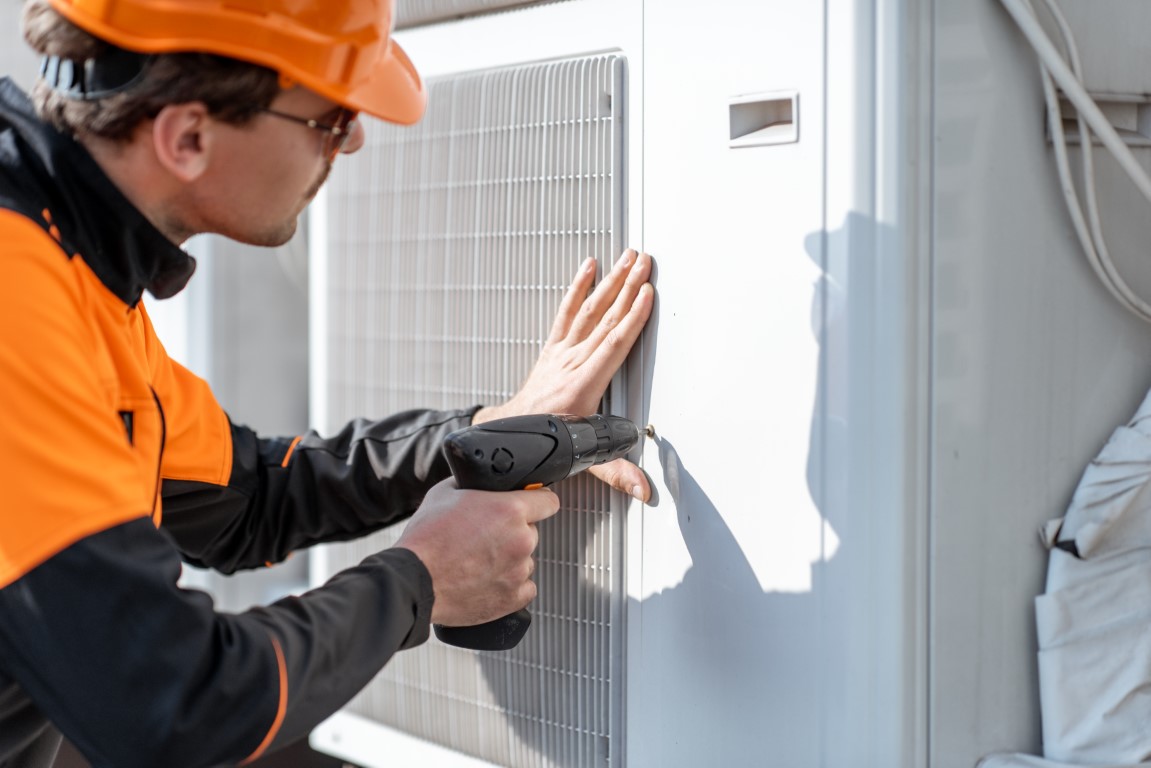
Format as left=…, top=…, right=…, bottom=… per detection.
left=0, top=78, right=477, bottom=768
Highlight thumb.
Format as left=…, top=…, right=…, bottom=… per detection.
left=589, top=458, right=650, bottom=502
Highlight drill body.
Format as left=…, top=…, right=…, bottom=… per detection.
left=433, top=413, right=642, bottom=650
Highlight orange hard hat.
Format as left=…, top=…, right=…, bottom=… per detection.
left=44, top=0, right=426, bottom=125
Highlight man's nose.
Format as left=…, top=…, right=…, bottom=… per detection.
left=340, top=118, right=366, bottom=155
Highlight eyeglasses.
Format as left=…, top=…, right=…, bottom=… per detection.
left=257, top=106, right=359, bottom=160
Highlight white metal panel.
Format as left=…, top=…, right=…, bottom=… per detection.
left=310, top=5, right=645, bottom=766
left=1049, top=0, right=1151, bottom=97
left=633, top=1, right=926, bottom=766
left=308, top=0, right=1151, bottom=766
left=311, top=0, right=941, bottom=765
left=931, top=0, right=1151, bottom=765
left=312, top=52, right=629, bottom=768
left=0, top=2, right=38, bottom=92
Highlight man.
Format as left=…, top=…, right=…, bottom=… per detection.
left=0, top=1, right=655, bottom=766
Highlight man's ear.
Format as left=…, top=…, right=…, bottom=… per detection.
left=150, top=102, right=213, bottom=182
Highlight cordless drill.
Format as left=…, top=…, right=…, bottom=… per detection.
left=432, top=413, right=644, bottom=651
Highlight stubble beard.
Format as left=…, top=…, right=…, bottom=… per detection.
left=236, top=161, right=332, bottom=247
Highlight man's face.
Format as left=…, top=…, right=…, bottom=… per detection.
left=188, top=86, right=365, bottom=247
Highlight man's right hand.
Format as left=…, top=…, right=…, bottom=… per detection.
left=395, top=477, right=561, bottom=627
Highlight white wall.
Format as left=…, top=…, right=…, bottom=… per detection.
left=634, top=1, right=918, bottom=765
left=930, top=1, right=1151, bottom=764
left=2, top=0, right=37, bottom=91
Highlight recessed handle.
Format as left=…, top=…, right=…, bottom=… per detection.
left=729, top=91, right=798, bottom=148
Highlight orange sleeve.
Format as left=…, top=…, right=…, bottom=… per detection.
left=0, top=210, right=151, bottom=588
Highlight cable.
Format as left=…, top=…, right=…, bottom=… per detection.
left=1029, top=0, right=1141, bottom=317
left=1029, top=0, right=1112, bottom=310
left=998, top=0, right=1151, bottom=322
left=1035, top=0, right=1151, bottom=319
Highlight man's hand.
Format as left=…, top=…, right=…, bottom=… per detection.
left=474, top=249, right=654, bottom=501
left=396, top=478, right=561, bottom=627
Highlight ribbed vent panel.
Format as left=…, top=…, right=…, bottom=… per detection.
left=396, top=0, right=564, bottom=28
left=320, top=54, right=626, bottom=767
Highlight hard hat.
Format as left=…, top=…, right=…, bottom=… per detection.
left=44, top=0, right=426, bottom=125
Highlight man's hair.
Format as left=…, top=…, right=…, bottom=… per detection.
left=21, top=0, right=281, bottom=141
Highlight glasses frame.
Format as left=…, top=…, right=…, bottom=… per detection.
left=257, top=106, right=359, bottom=160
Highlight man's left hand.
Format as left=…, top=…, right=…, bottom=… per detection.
left=474, top=249, right=654, bottom=501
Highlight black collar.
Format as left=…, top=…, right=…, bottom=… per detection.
left=0, top=78, right=195, bottom=306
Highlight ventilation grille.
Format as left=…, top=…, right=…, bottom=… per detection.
left=320, top=54, right=626, bottom=767
left=396, top=0, right=566, bottom=29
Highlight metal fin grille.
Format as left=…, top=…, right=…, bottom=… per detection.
left=319, top=54, right=626, bottom=767
left=396, top=0, right=565, bottom=28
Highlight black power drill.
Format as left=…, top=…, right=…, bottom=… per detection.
left=432, top=413, right=644, bottom=651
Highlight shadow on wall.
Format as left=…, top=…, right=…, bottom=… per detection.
left=474, top=214, right=892, bottom=766
left=475, top=436, right=823, bottom=766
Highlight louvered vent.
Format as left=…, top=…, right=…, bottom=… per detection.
left=319, top=54, right=627, bottom=767
left=396, top=0, right=565, bottom=28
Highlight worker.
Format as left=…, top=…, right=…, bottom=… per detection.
left=0, top=0, right=655, bottom=766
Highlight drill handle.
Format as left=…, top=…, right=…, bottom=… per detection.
left=432, top=413, right=642, bottom=651
left=433, top=608, right=532, bottom=651
left=433, top=416, right=570, bottom=651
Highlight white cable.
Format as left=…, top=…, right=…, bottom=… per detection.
left=1030, top=0, right=1144, bottom=318
left=1040, top=53, right=1118, bottom=309
left=1027, top=0, right=1111, bottom=308
left=999, top=0, right=1151, bottom=322
left=1036, top=0, right=1151, bottom=319
left=1010, top=0, right=1151, bottom=319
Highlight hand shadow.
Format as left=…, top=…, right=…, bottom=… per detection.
left=477, top=436, right=829, bottom=767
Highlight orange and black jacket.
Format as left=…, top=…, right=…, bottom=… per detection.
left=0, top=78, right=478, bottom=768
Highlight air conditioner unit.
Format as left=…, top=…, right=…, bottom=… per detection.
left=306, top=1, right=1151, bottom=767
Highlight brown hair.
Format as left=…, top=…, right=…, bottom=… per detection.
left=21, top=0, right=281, bottom=141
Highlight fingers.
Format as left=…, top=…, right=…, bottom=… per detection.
left=547, top=257, right=598, bottom=343
left=515, top=578, right=538, bottom=609
left=565, top=279, right=653, bottom=407
left=395, top=480, right=560, bottom=626
left=515, top=487, right=561, bottom=523
left=511, top=555, right=539, bottom=607
left=588, top=458, right=651, bottom=502
left=566, top=249, right=652, bottom=345
left=492, top=247, right=654, bottom=420
left=587, top=280, right=654, bottom=372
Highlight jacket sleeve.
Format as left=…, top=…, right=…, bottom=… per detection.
left=0, top=519, right=435, bottom=768
left=140, top=300, right=483, bottom=573
left=161, top=405, right=482, bottom=573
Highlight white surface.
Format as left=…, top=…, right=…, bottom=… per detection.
left=1029, top=391, right=1151, bottom=763
left=312, top=711, right=499, bottom=768
left=634, top=0, right=930, bottom=765
left=930, top=1, right=1151, bottom=765
left=1, top=1, right=38, bottom=91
